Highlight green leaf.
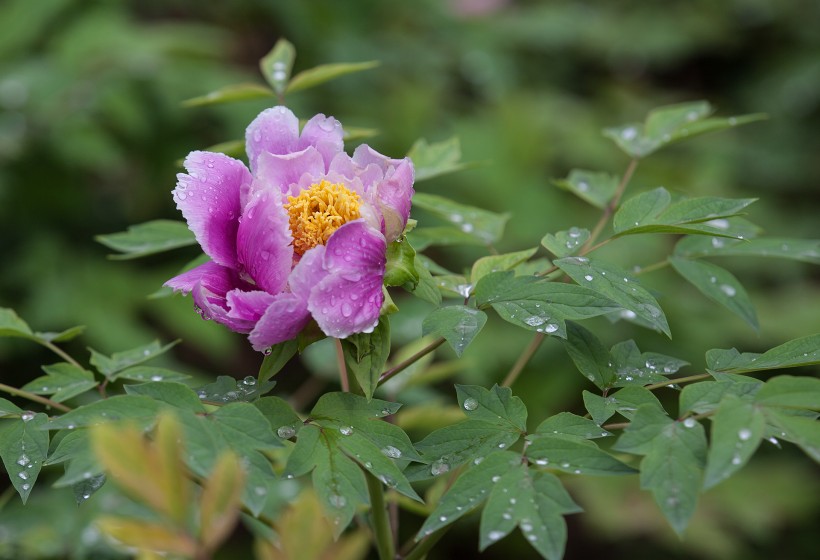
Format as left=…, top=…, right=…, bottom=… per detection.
left=422, top=307, right=487, bottom=357
left=561, top=322, right=615, bottom=389
left=46, top=430, right=104, bottom=489
left=407, top=137, right=469, bottom=181
left=0, top=413, right=49, bottom=503
left=679, top=380, right=761, bottom=416
left=0, top=308, right=34, bottom=339
left=479, top=463, right=581, bottom=560
left=409, top=227, right=488, bottom=251
left=384, top=238, right=419, bottom=287
left=287, top=60, right=379, bottom=94
left=0, top=398, right=24, bottom=417
left=706, top=334, right=820, bottom=374
left=258, top=339, right=298, bottom=384
left=582, top=387, right=664, bottom=425
left=89, top=340, right=180, bottom=380
left=555, top=257, right=670, bottom=337
left=533, top=413, right=612, bottom=439
left=411, top=193, right=509, bottom=245
left=669, top=257, right=758, bottom=330
left=610, top=340, right=686, bottom=387
left=474, top=271, right=620, bottom=338
left=34, top=325, right=86, bottom=343
left=95, top=220, right=196, bottom=260
left=342, top=319, right=391, bottom=400
left=430, top=274, right=472, bottom=299
left=674, top=236, right=820, bottom=264
left=612, top=404, right=675, bottom=455
left=703, top=395, right=766, bottom=488
left=471, top=248, right=538, bottom=284
left=553, top=169, right=618, bottom=209
left=21, top=363, right=98, bottom=403
left=45, top=396, right=162, bottom=431
left=456, top=385, right=528, bottom=431
left=259, top=38, right=296, bottom=94
left=406, top=255, right=442, bottom=305
left=254, top=396, right=303, bottom=441
left=116, top=366, right=191, bottom=383
left=603, top=101, right=767, bottom=158
left=541, top=228, right=590, bottom=258
left=763, top=409, right=820, bottom=462
left=194, top=375, right=275, bottom=404
left=181, top=83, right=274, bottom=108
left=527, top=435, right=636, bottom=475
left=124, top=381, right=206, bottom=413
left=336, top=431, right=421, bottom=501
left=198, top=139, right=246, bottom=160
left=754, top=375, right=820, bottom=410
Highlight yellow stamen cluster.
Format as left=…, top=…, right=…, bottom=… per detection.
left=284, top=180, right=362, bottom=255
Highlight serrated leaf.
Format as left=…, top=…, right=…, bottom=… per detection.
left=679, top=380, right=761, bottom=415
left=582, top=387, right=664, bottom=425
left=610, top=340, right=686, bottom=387
left=706, top=334, right=820, bottom=374
left=526, top=435, right=636, bottom=475
left=89, top=340, right=180, bottom=380
left=422, top=307, right=486, bottom=357
left=533, top=413, right=612, bottom=439
left=555, top=256, right=670, bottom=337
left=703, top=395, right=766, bottom=488
left=0, top=413, right=49, bottom=503
left=541, top=228, right=590, bottom=258
left=408, top=137, right=469, bottom=181
left=612, top=404, right=674, bottom=455
left=117, top=366, right=191, bottom=383
left=456, top=385, right=527, bottom=431
left=553, top=169, right=618, bottom=209
left=561, top=322, right=615, bottom=389
left=430, top=273, right=472, bottom=299
left=254, top=396, right=302, bottom=441
left=754, top=375, right=820, bottom=410
left=259, top=38, right=295, bottom=94
left=471, top=248, right=538, bottom=284
left=287, top=60, right=379, bottom=94
left=45, top=395, right=162, bottom=430
left=193, top=375, right=275, bottom=403
left=21, top=363, right=98, bottom=403
left=669, top=257, right=758, bottom=330
left=336, top=431, right=421, bottom=501
left=124, top=381, right=206, bottom=413
left=200, top=452, right=245, bottom=551
left=46, top=430, right=104, bottom=489
left=763, top=409, right=820, bottom=462
left=342, top=319, right=390, bottom=400
left=474, top=271, right=620, bottom=338
left=95, top=220, right=196, bottom=260
left=674, top=236, right=820, bottom=264
left=258, top=339, right=298, bottom=384
left=181, top=83, right=274, bottom=108
left=384, top=238, right=418, bottom=287
left=411, top=193, right=508, bottom=245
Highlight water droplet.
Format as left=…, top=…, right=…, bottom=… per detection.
left=731, top=454, right=742, bottom=465
left=719, top=284, right=736, bottom=297
left=339, top=426, right=354, bottom=436
left=21, top=412, right=35, bottom=422
left=683, top=418, right=697, bottom=428
left=439, top=515, right=447, bottom=522
left=543, top=323, right=559, bottom=333
left=460, top=223, right=474, bottom=233
left=277, top=426, right=296, bottom=439
left=521, top=523, right=533, bottom=532
left=341, top=303, right=353, bottom=317
left=491, top=475, right=501, bottom=483
left=524, top=316, right=545, bottom=327
left=329, top=494, right=347, bottom=508
left=243, top=376, right=257, bottom=386
left=488, top=530, right=505, bottom=542
left=620, top=309, right=637, bottom=320
left=621, top=127, right=637, bottom=140
left=706, top=218, right=730, bottom=230
left=738, top=428, right=752, bottom=441
left=263, top=347, right=273, bottom=356
left=583, top=274, right=594, bottom=281
left=431, top=460, right=450, bottom=476
left=18, top=472, right=28, bottom=480
left=497, top=443, right=506, bottom=449
left=381, top=446, right=402, bottom=459
left=21, top=483, right=30, bottom=491
left=535, top=458, right=549, bottom=466
left=150, top=375, right=163, bottom=382
left=16, top=454, right=30, bottom=466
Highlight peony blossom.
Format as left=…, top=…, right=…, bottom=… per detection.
left=165, top=106, right=414, bottom=351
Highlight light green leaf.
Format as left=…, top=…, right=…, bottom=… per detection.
left=259, top=38, right=295, bottom=94
left=95, top=220, right=196, bottom=260
left=703, top=395, right=766, bottom=488
left=471, top=247, right=538, bottom=284
left=754, top=375, right=820, bottom=410
left=763, top=409, right=820, bottom=463
left=89, top=340, right=179, bottom=380
left=116, top=366, right=191, bottom=383
left=609, top=340, right=686, bottom=388
left=679, top=380, right=761, bottom=415
left=384, top=238, right=419, bottom=287
left=555, top=257, right=670, bottom=337
left=254, top=396, right=303, bottom=441
left=21, top=363, right=98, bottom=403
left=674, top=236, right=820, bottom=264
left=123, top=381, right=206, bottom=413
left=287, top=60, right=379, bottom=94
left=342, top=319, right=391, bottom=400
left=181, top=83, right=274, bottom=108
left=541, top=228, right=590, bottom=258
left=0, top=308, right=34, bottom=340
left=407, top=137, right=469, bottom=181
left=411, top=193, right=509, bottom=245
left=669, top=257, right=758, bottom=330
left=258, top=339, right=298, bottom=384
left=582, top=387, right=664, bottom=426
left=706, top=334, right=820, bottom=374
left=422, top=307, right=487, bottom=357
left=193, top=375, right=275, bottom=404
left=34, top=325, right=86, bottom=343
left=456, top=385, right=527, bottom=431
left=527, top=435, right=636, bottom=475
left=533, top=412, right=612, bottom=439
left=561, top=322, right=615, bottom=389
left=0, top=413, right=49, bottom=503
left=409, top=227, right=488, bottom=250
left=45, top=396, right=162, bottom=431
left=553, top=169, right=618, bottom=209
left=430, top=274, right=472, bottom=300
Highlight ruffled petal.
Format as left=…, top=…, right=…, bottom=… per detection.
left=308, top=221, right=386, bottom=338
left=256, top=148, right=326, bottom=197
left=173, top=151, right=249, bottom=269
left=288, top=245, right=328, bottom=299
left=245, top=106, right=300, bottom=173
left=226, top=289, right=275, bottom=324
left=164, top=261, right=229, bottom=294
left=298, top=114, right=344, bottom=171
left=376, top=157, right=415, bottom=242
left=249, top=292, right=311, bottom=351
left=236, top=189, right=293, bottom=294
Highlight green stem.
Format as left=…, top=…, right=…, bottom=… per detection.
left=39, top=340, right=83, bottom=369
left=401, top=526, right=449, bottom=560
left=581, top=158, right=639, bottom=253
left=379, top=338, right=445, bottom=385
left=0, top=383, right=72, bottom=412
left=645, top=373, right=711, bottom=391
left=502, top=333, right=545, bottom=388
left=366, top=472, right=395, bottom=560
left=635, top=259, right=670, bottom=276
left=335, top=339, right=350, bottom=392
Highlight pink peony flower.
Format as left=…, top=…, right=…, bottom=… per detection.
left=165, top=106, right=414, bottom=351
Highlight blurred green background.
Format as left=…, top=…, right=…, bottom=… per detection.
left=1, top=0, right=818, bottom=558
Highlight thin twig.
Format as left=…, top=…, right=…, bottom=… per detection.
left=378, top=338, right=445, bottom=385
left=0, top=383, right=72, bottom=412
left=335, top=339, right=350, bottom=392
left=40, top=340, right=84, bottom=369
left=581, top=158, right=639, bottom=253
left=645, top=373, right=711, bottom=391
left=635, top=259, right=671, bottom=276
left=501, top=333, right=545, bottom=388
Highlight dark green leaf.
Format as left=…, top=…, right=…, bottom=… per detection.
left=612, top=404, right=674, bottom=455
left=610, top=340, right=686, bottom=387
left=582, top=387, right=664, bottom=426
left=259, top=38, right=295, bottom=94
left=72, top=474, right=106, bottom=505
left=46, top=430, right=105, bottom=489
left=754, top=375, right=820, bottom=410
left=95, top=220, right=196, bottom=260
left=21, top=363, right=97, bottom=403
left=411, top=193, right=509, bottom=245
left=541, top=228, right=590, bottom=258
left=407, top=137, right=469, bottom=181
left=0, top=398, right=23, bottom=417
left=287, top=60, right=379, bottom=94
left=703, top=395, right=766, bottom=488
left=336, top=432, right=421, bottom=501
left=117, top=366, right=191, bottom=383
left=679, top=380, right=761, bottom=415
left=123, top=382, right=206, bottom=413
left=553, top=169, right=618, bottom=209
left=181, top=83, right=274, bottom=108
left=0, top=308, right=34, bottom=340
left=526, top=435, right=636, bottom=475
left=384, top=238, right=419, bottom=287
left=422, top=307, right=486, bottom=357
left=89, top=340, right=180, bottom=380
left=706, top=334, right=820, bottom=374
left=254, top=396, right=303, bottom=441
left=342, top=319, right=390, bottom=400
left=0, top=413, right=49, bottom=503
left=561, top=322, right=615, bottom=389
left=406, top=255, right=442, bottom=305
left=533, top=413, right=612, bottom=439
left=44, top=396, right=162, bottom=431
left=674, top=236, right=820, bottom=264
left=193, top=375, right=275, bottom=403
left=763, top=409, right=820, bottom=462
left=456, top=385, right=527, bottom=431
left=258, top=339, right=298, bottom=384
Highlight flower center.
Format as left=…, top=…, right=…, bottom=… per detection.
left=284, top=180, right=362, bottom=255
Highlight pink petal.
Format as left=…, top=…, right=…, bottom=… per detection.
left=236, top=189, right=293, bottom=295
left=173, top=151, right=250, bottom=269
left=226, top=289, right=275, bottom=323
left=308, top=221, right=386, bottom=338
left=289, top=245, right=328, bottom=298
left=256, top=148, right=326, bottom=197
left=245, top=106, right=300, bottom=173
left=298, top=114, right=344, bottom=171
left=249, top=292, right=311, bottom=351
left=376, top=157, right=415, bottom=242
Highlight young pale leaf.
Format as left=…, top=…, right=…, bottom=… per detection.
left=181, top=83, right=274, bottom=108
left=553, top=169, right=618, bottom=209
left=259, top=38, right=295, bottom=94
left=679, top=380, right=762, bottom=416
left=258, top=339, right=298, bottom=383
left=754, top=375, right=820, bottom=410
left=763, top=409, right=820, bottom=462
left=706, top=334, right=820, bottom=374
left=124, top=381, right=206, bottom=413
left=287, top=60, right=379, bottom=94
left=406, top=254, right=442, bottom=305
left=422, top=307, right=487, bottom=357
left=384, top=238, right=419, bottom=287
left=474, top=271, right=620, bottom=338
left=96, top=518, right=198, bottom=556
left=555, top=257, right=670, bottom=337
left=417, top=451, right=522, bottom=537
left=342, top=319, right=391, bottom=400
left=533, top=412, right=612, bottom=439
left=471, top=247, right=538, bottom=284
left=0, top=413, right=49, bottom=503
left=561, top=322, right=616, bottom=389
left=479, top=463, right=580, bottom=560
left=200, top=452, right=245, bottom=552
left=193, top=375, right=275, bottom=404
left=95, top=220, right=196, bottom=260
left=669, top=257, right=758, bottom=330
left=526, top=435, right=636, bottom=475
left=674, top=236, right=820, bottom=264
left=407, top=137, right=468, bottom=181
left=541, top=228, right=590, bottom=258
left=21, top=363, right=98, bottom=403
left=89, top=340, right=179, bottom=380
left=45, top=396, right=162, bottom=431
left=703, top=395, right=766, bottom=488
left=412, top=193, right=509, bottom=245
